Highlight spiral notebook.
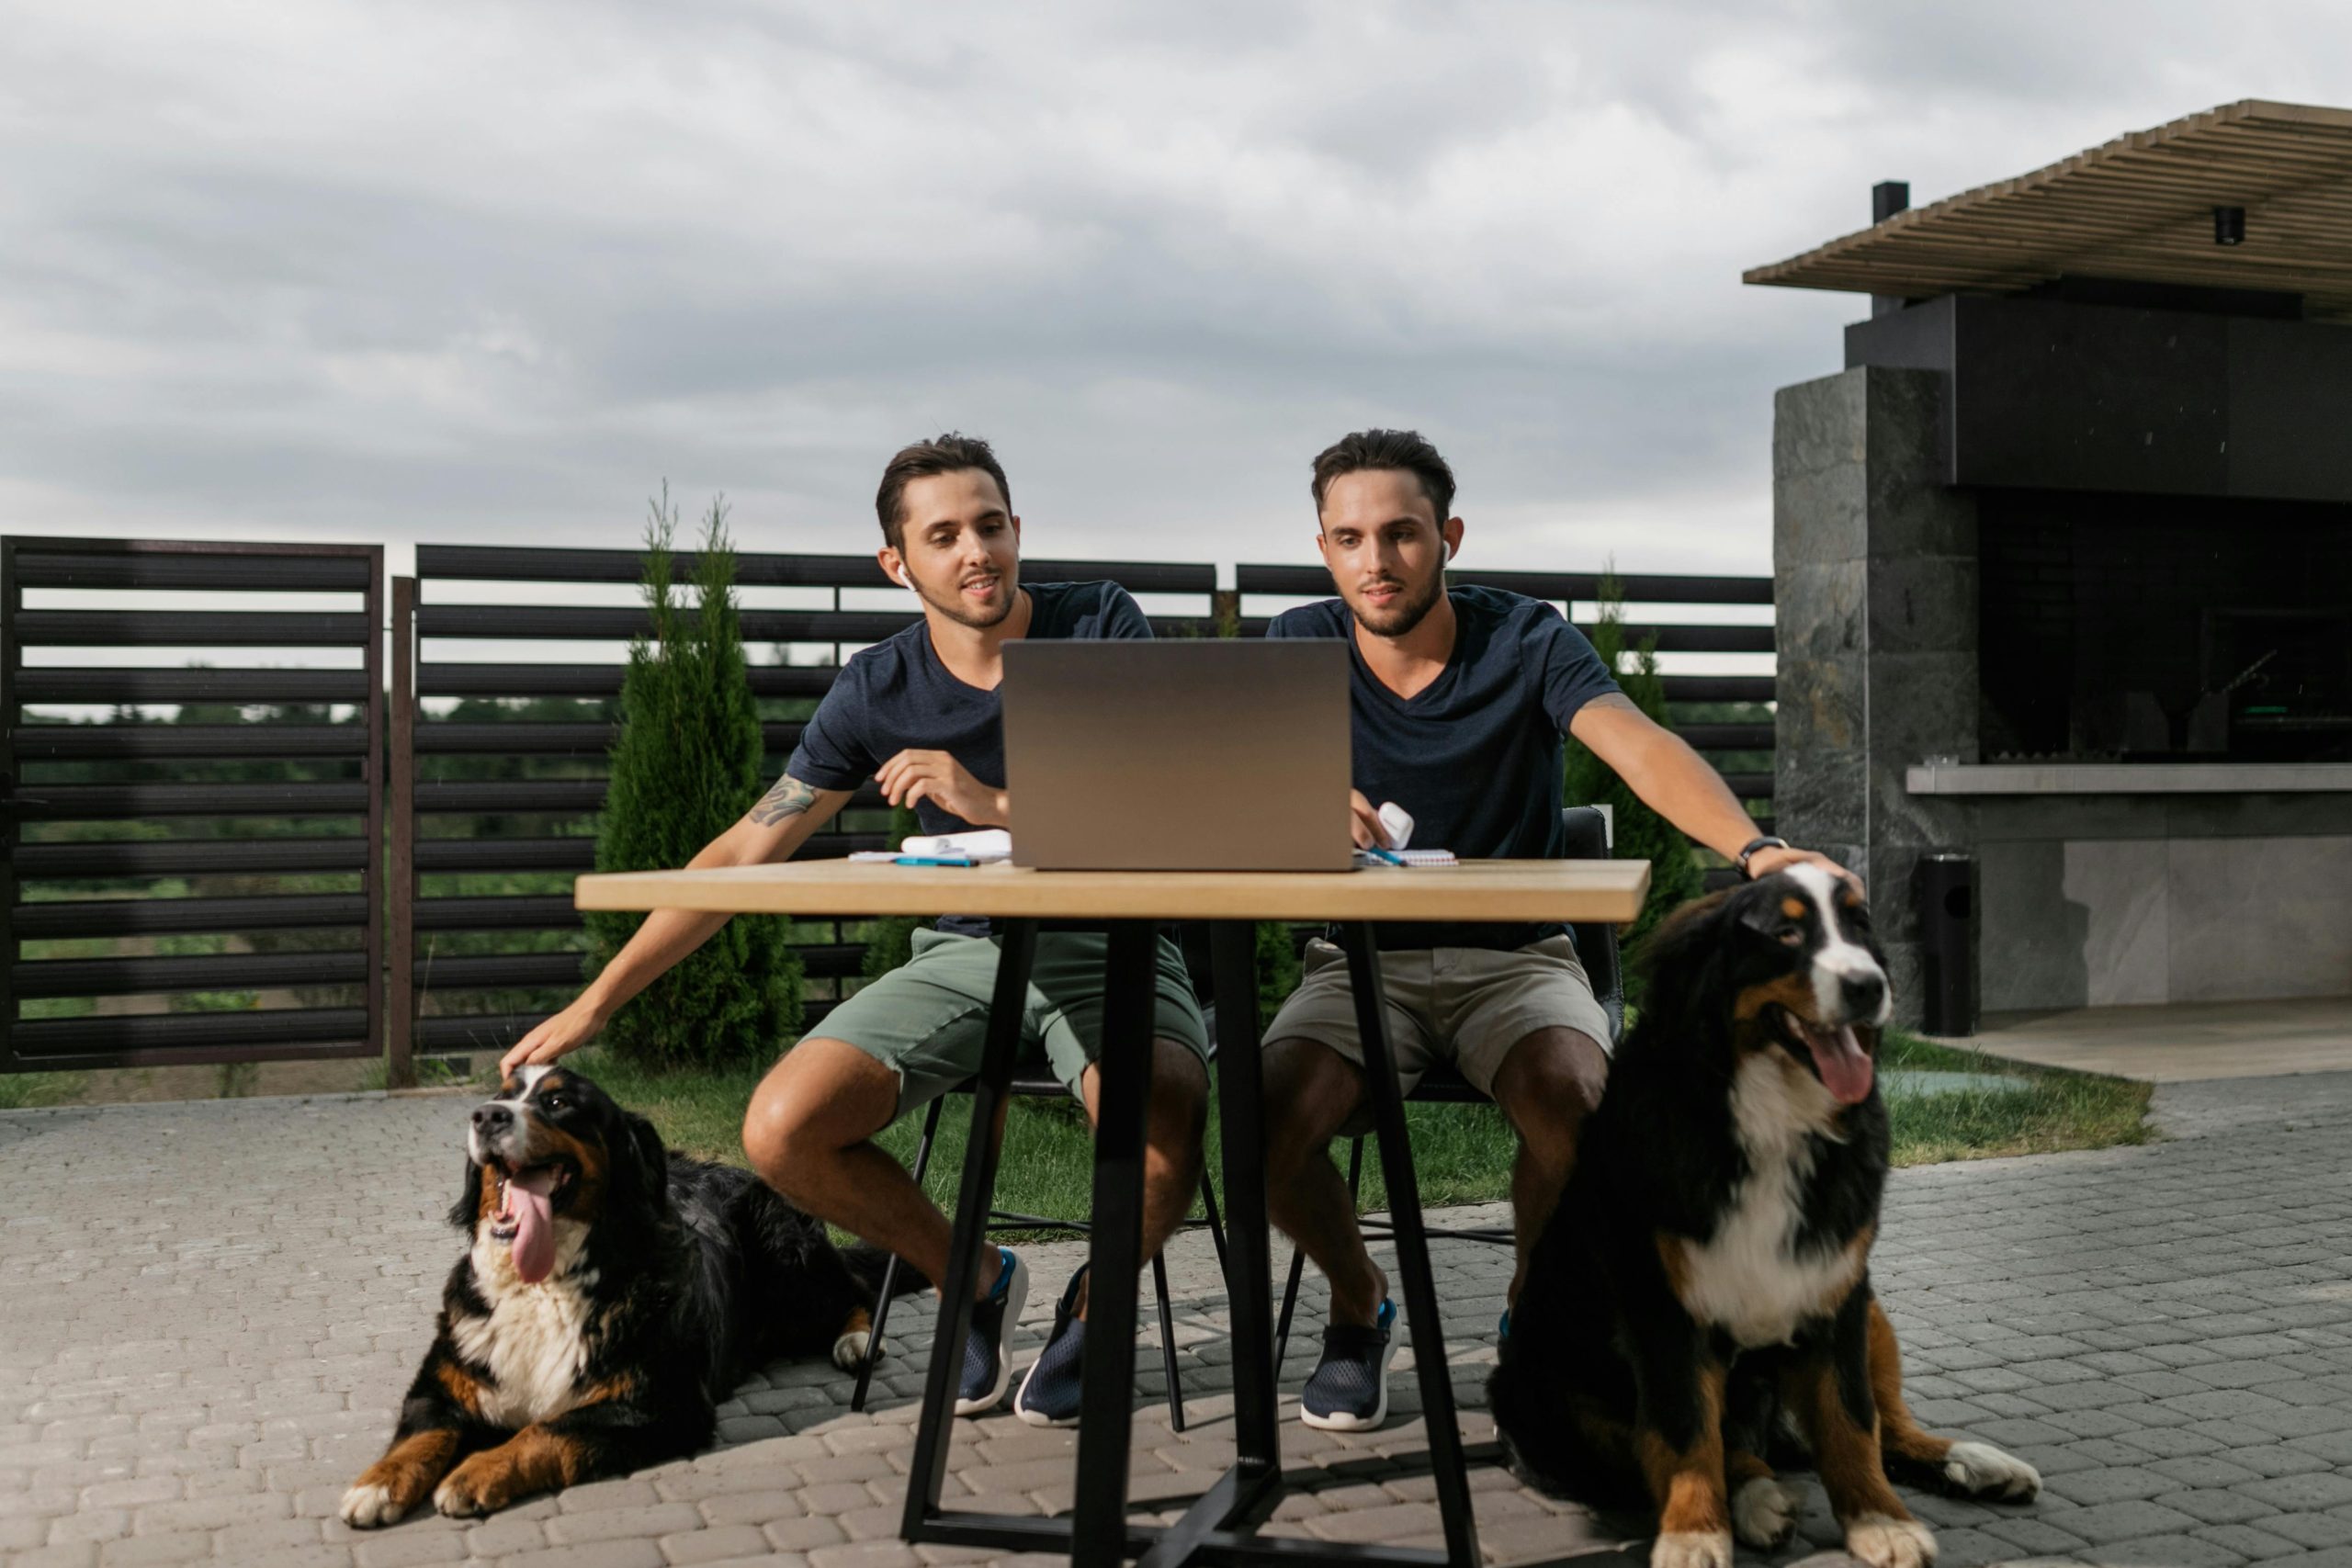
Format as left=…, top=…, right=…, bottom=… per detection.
left=1353, top=848, right=1459, bottom=868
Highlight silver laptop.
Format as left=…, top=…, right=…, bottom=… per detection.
left=1001, top=639, right=1353, bottom=871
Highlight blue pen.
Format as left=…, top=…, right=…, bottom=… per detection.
left=894, top=855, right=977, bottom=866
left=1364, top=847, right=1407, bottom=866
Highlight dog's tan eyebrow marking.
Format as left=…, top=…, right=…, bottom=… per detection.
left=1781, top=897, right=1808, bottom=920
left=1735, top=975, right=1814, bottom=1021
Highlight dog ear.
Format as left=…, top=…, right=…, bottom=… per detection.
left=448, top=1159, right=485, bottom=1231
left=1737, top=892, right=1790, bottom=937
left=622, top=1113, right=670, bottom=1201
left=1634, top=886, right=1733, bottom=985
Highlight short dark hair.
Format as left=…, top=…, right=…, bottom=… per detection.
left=875, top=433, right=1012, bottom=550
left=1309, top=428, right=1456, bottom=526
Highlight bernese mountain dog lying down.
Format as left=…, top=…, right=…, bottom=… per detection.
left=1492, top=866, right=2040, bottom=1568
left=343, top=1066, right=913, bottom=1528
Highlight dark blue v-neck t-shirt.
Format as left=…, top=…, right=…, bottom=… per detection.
left=786, top=579, right=1150, bottom=823
left=1269, top=585, right=1621, bottom=952
left=786, top=580, right=1151, bottom=934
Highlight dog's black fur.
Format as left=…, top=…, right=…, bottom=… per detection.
left=1491, top=869, right=2036, bottom=1568
left=343, top=1066, right=917, bottom=1526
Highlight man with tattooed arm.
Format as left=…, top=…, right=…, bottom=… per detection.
left=501, top=434, right=1212, bottom=1427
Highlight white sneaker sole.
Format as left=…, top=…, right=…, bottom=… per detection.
left=1012, top=1348, right=1083, bottom=1428
left=1298, top=1322, right=1399, bottom=1432
left=953, top=1255, right=1029, bottom=1417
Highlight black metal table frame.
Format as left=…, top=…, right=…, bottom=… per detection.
left=899, top=917, right=1481, bottom=1568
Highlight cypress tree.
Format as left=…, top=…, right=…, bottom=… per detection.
left=1563, top=567, right=1706, bottom=992
left=586, top=489, right=802, bottom=1069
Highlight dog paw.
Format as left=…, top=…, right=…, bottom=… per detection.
left=433, top=1461, right=505, bottom=1518
left=1943, top=1439, right=2040, bottom=1500
left=1845, top=1512, right=1937, bottom=1568
left=833, top=1328, right=876, bottom=1371
left=339, top=1483, right=406, bottom=1529
left=1732, top=1475, right=1803, bottom=1550
left=1650, top=1529, right=1733, bottom=1568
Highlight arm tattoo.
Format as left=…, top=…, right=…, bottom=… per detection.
left=1585, top=693, right=1639, bottom=713
left=750, top=774, right=820, bottom=826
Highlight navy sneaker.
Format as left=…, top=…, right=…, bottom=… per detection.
left=956, top=1248, right=1028, bottom=1416
left=1012, top=1265, right=1089, bottom=1427
left=1301, top=1299, right=1398, bottom=1431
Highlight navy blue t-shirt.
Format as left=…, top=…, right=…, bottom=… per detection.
left=786, top=580, right=1151, bottom=933
left=1269, top=585, right=1621, bottom=952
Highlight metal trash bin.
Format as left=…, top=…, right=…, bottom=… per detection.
left=1914, top=852, right=1977, bottom=1037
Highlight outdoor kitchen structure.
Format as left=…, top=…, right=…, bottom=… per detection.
left=1751, top=100, right=2352, bottom=1026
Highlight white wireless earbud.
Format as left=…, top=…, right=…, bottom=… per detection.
left=895, top=565, right=916, bottom=592
left=1442, top=539, right=1455, bottom=562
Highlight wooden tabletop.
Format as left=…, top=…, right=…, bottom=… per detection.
left=573, top=858, right=1650, bottom=923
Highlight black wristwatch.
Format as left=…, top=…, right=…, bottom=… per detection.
left=1737, top=835, right=1790, bottom=878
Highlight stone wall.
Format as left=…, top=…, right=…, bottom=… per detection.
left=1773, top=366, right=1980, bottom=1023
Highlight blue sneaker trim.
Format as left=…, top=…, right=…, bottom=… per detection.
left=956, top=1248, right=1027, bottom=1416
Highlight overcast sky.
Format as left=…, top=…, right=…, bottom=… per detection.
left=8, top=1, right=2352, bottom=582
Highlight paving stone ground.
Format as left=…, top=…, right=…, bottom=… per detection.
left=5, top=1073, right=2351, bottom=1568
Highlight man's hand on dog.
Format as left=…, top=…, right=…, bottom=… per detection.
left=1748, top=844, right=1864, bottom=896
left=875, top=749, right=1009, bottom=827
left=501, top=997, right=606, bottom=1077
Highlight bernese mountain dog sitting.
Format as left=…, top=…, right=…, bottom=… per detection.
left=1492, top=866, right=2039, bottom=1568
left=343, top=1066, right=910, bottom=1527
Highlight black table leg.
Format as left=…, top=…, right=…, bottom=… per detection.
left=1071, top=919, right=1162, bottom=1568
left=1208, top=918, right=1281, bottom=1477
left=1335, top=923, right=1482, bottom=1568
left=902, top=918, right=1039, bottom=1539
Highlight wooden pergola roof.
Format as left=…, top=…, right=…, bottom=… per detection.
left=1746, top=100, right=2352, bottom=321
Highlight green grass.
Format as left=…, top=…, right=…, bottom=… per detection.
left=0, top=1071, right=88, bottom=1111
left=1881, top=1030, right=2152, bottom=1166
left=552, top=1046, right=1519, bottom=1225
left=539, top=1025, right=2150, bottom=1225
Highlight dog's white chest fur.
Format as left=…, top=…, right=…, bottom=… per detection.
left=454, top=1223, right=598, bottom=1428
left=1674, top=1053, right=1864, bottom=1348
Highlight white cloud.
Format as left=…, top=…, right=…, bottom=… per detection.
left=5, top=0, right=2349, bottom=577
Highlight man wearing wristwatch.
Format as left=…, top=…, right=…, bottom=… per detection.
left=1260, top=428, right=1858, bottom=1431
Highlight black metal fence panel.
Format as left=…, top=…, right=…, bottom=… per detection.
left=2, top=536, right=385, bottom=1072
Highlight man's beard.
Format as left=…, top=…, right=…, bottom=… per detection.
left=915, top=570, right=1020, bottom=630
left=1347, top=568, right=1445, bottom=638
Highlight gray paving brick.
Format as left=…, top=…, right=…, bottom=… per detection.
left=2100, top=1531, right=2268, bottom=1565
left=2051, top=1498, right=2204, bottom=1542
left=2239, top=1474, right=2352, bottom=1512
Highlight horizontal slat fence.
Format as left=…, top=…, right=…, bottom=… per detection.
left=3, top=536, right=1772, bottom=1081
left=386, top=547, right=1224, bottom=1077
left=2, top=536, right=384, bottom=1072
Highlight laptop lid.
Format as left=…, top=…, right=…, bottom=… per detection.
left=1001, top=638, right=1353, bottom=872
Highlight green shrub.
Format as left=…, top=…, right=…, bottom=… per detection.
left=1563, top=567, right=1706, bottom=996
left=586, top=489, right=802, bottom=1069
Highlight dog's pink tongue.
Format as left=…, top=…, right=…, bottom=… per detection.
left=508, top=1170, right=559, bottom=1284
left=1805, top=1022, right=1875, bottom=1105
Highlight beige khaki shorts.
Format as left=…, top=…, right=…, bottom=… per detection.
left=1263, top=934, right=1613, bottom=1132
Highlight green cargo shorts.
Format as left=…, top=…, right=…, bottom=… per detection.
left=810, top=927, right=1212, bottom=1115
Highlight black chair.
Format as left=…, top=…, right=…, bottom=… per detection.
left=1271, top=806, right=1626, bottom=1371
left=851, top=925, right=1229, bottom=1429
